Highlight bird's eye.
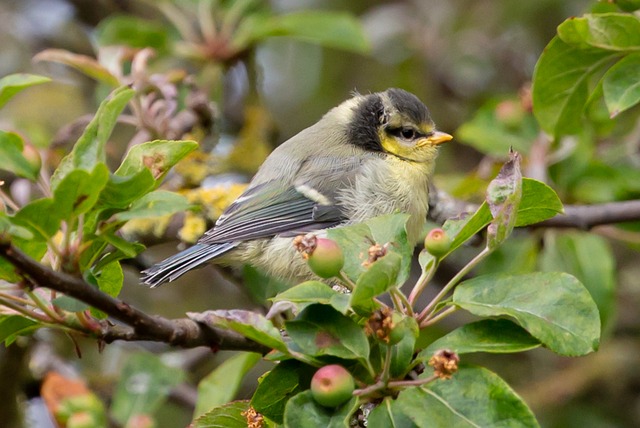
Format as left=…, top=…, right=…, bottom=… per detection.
left=400, top=128, right=416, bottom=140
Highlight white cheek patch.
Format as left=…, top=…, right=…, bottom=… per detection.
left=295, top=184, right=331, bottom=205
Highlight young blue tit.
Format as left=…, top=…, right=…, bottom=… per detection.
left=142, top=88, right=452, bottom=287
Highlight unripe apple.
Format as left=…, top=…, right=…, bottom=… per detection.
left=22, top=142, right=42, bottom=175
left=388, top=312, right=419, bottom=345
left=310, top=364, right=354, bottom=408
left=424, top=228, right=452, bottom=258
left=307, top=238, right=344, bottom=278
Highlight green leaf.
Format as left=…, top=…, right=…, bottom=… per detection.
left=421, top=319, right=541, bottom=358
left=0, top=131, right=39, bottom=180
left=557, top=13, right=640, bottom=51
left=283, top=391, right=358, bottom=428
left=350, top=252, right=402, bottom=308
left=327, top=222, right=371, bottom=281
left=189, top=310, right=288, bottom=353
left=251, top=360, right=316, bottom=424
left=96, top=15, right=168, bottom=51
left=368, top=397, right=417, bottom=428
left=114, top=190, right=191, bottom=221
left=389, top=331, right=418, bottom=379
left=94, top=261, right=124, bottom=297
left=272, top=281, right=350, bottom=314
left=0, top=315, right=39, bottom=345
left=237, top=11, right=370, bottom=54
left=486, top=151, right=522, bottom=249
left=33, top=49, right=120, bottom=87
left=453, top=272, right=601, bottom=356
left=98, top=232, right=145, bottom=259
left=52, top=295, right=89, bottom=313
left=242, top=265, right=292, bottom=307
left=366, top=214, right=413, bottom=284
left=285, top=304, right=369, bottom=361
left=0, top=73, right=51, bottom=109
left=115, top=139, right=198, bottom=182
left=394, top=366, right=539, bottom=427
left=328, top=214, right=411, bottom=283
left=52, top=164, right=110, bottom=218
left=457, top=98, right=538, bottom=156
left=602, top=52, right=640, bottom=117
left=540, top=231, right=616, bottom=331
left=12, top=198, right=61, bottom=241
left=194, top=352, right=262, bottom=419
left=443, top=204, right=492, bottom=255
left=532, top=36, right=617, bottom=137
left=110, top=353, right=184, bottom=426
left=516, top=178, right=564, bottom=226
left=99, top=169, right=156, bottom=209
left=51, top=86, right=135, bottom=189
left=192, top=400, right=253, bottom=428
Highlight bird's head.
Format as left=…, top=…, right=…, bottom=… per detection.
left=345, top=88, right=452, bottom=162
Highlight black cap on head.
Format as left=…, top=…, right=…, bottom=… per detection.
left=385, top=88, right=432, bottom=126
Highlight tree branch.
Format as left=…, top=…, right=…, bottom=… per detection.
left=428, top=186, right=640, bottom=229
left=0, top=241, right=268, bottom=353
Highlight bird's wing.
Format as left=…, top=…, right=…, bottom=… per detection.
left=198, top=155, right=365, bottom=244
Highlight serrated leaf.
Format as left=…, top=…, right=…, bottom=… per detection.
left=189, top=310, right=287, bottom=353
left=114, top=190, right=191, bottom=221
left=394, top=366, right=539, bottom=428
left=115, top=139, right=198, bottom=182
left=192, top=400, right=252, bottom=428
left=0, top=315, right=39, bottom=345
left=453, top=272, right=600, bottom=356
left=283, top=391, right=358, bottom=428
left=350, top=252, right=402, bottom=308
left=33, top=49, right=120, bottom=87
left=272, top=281, right=350, bottom=314
left=285, top=304, right=369, bottom=361
left=51, top=86, right=135, bottom=189
left=0, top=131, right=39, bottom=180
left=251, top=360, right=316, bottom=424
left=110, top=353, right=184, bottom=425
left=194, top=352, right=262, bottom=419
left=602, top=52, right=640, bottom=117
left=532, top=36, right=617, bottom=137
left=557, top=13, right=640, bottom=51
left=421, top=319, right=541, bottom=359
left=0, top=73, right=51, bottom=109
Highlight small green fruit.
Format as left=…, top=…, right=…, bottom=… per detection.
left=307, top=238, right=344, bottom=278
left=424, top=228, right=452, bottom=258
left=310, top=364, right=355, bottom=408
left=616, top=0, right=640, bottom=11
left=388, top=313, right=418, bottom=345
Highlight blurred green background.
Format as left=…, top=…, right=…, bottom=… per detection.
left=2, top=0, right=639, bottom=427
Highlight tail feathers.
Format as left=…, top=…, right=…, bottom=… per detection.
left=141, top=242, right=237, bottom=288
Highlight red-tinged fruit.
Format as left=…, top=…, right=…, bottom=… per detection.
left=310, top=364, right=355, bottom=408
left=307, top=238, right=344, bottom=278
left=424, top=228, right=452, bottom=258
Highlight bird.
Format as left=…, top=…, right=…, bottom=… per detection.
left=141, top=88, right=452, bottom=287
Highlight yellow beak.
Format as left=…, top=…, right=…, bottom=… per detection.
left=427, top=131, right=453, bottom=146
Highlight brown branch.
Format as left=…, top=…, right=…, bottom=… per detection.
left=0, top=241, right=268, bottom=353
left=428, top=186, right=640, bottom=229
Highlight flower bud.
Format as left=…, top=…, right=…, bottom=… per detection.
left=424, top=228, right=452, bottom=258
left=307, top=238, right=344, bottom=278
left=310, top=364, right=355, bottom=408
